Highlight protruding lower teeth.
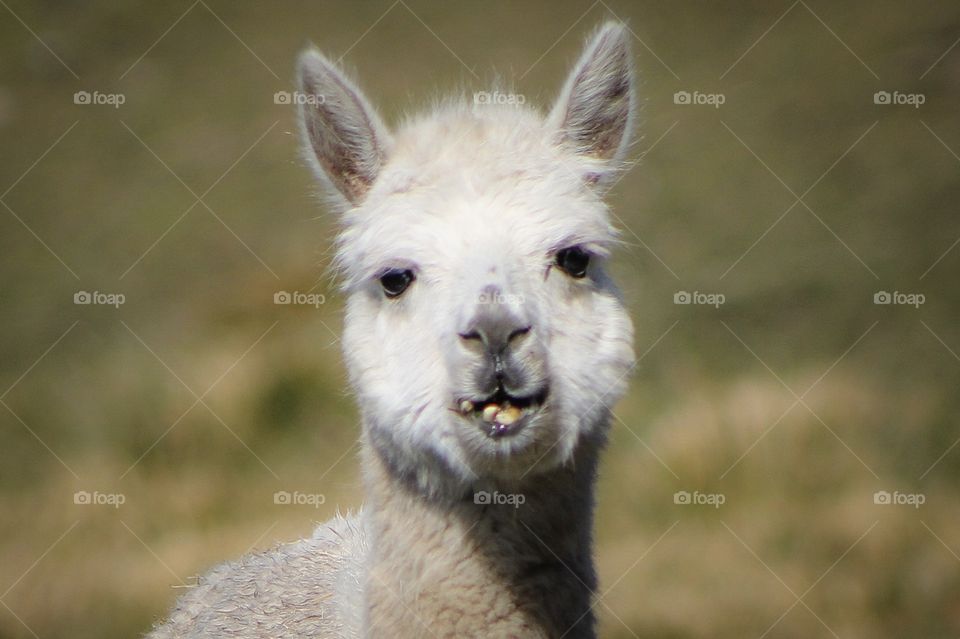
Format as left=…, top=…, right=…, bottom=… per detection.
left=459, top=399, right=475, bottom=415
left=481, top=404, right=499, bottom=423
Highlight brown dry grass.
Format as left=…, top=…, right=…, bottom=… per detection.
left=1, top=1, right=959, bottom=637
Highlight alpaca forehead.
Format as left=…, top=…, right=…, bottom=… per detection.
left=338, top=104, right=618, bottom=282
left=344, top=188, right=615, bottom=280
left=374, top=185, right=610, bottom=234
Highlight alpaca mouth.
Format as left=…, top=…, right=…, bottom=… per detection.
left=456, top=386, right=548, bottom=438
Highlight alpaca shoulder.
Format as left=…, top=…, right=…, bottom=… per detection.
left=146, top=512, right=366, bottom=639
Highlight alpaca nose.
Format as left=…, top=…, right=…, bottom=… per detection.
left=459, top=289, right=531, bottom=357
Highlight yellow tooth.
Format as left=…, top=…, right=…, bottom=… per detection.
left=482, top=404, right=499, bottom=423
left=496, top=405, right=522, bottom=426
left=459, top=400, right=474, bottom=414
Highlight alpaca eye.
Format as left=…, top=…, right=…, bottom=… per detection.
left=555, top=246, right=590, bottom=278
left=379, top=269, right=414, bottom=298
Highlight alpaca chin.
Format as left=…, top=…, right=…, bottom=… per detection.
left=361, top=409, right=572, bottom=498
left=457, top=409, right=588, bottom=476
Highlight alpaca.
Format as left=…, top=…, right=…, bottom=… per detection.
left=148, top=21, right=636, bottom=639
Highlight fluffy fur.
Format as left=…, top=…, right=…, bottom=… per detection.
left=148, top=21, right=636, bottom=638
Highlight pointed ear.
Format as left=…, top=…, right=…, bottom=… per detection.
left=549, top=22, right=635, bottom=170
left=296, top=49, right=392, bottom=206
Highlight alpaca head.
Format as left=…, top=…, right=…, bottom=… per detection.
left=298, top=23, right=636, bottom=491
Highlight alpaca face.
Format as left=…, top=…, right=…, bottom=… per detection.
left=298, top=24, right=636, bottom=486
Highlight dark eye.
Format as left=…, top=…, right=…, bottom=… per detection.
left=555, top=246, right=590, bottom=278
left=379, top=269, right=414, bottom=298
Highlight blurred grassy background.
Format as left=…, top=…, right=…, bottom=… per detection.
left=1, top=1, right=959, bottom=637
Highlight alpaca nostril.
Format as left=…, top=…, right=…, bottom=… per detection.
left=508, top=326, right=531, bottom=343
left=460, top=304, right=530, bottom=356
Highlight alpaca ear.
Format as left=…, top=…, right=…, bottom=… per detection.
left=297, top=49, right=392, bottom=206
left=549, top=22, right=634, bottom=168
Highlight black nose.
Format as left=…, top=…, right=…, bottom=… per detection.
left=459, top=288, right=531, bottom=356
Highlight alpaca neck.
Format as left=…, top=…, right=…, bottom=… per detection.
left=361, top=438, right=601, bottom=638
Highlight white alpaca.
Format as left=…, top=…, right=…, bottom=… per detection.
left=148, top=22, right=635, bottom=639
